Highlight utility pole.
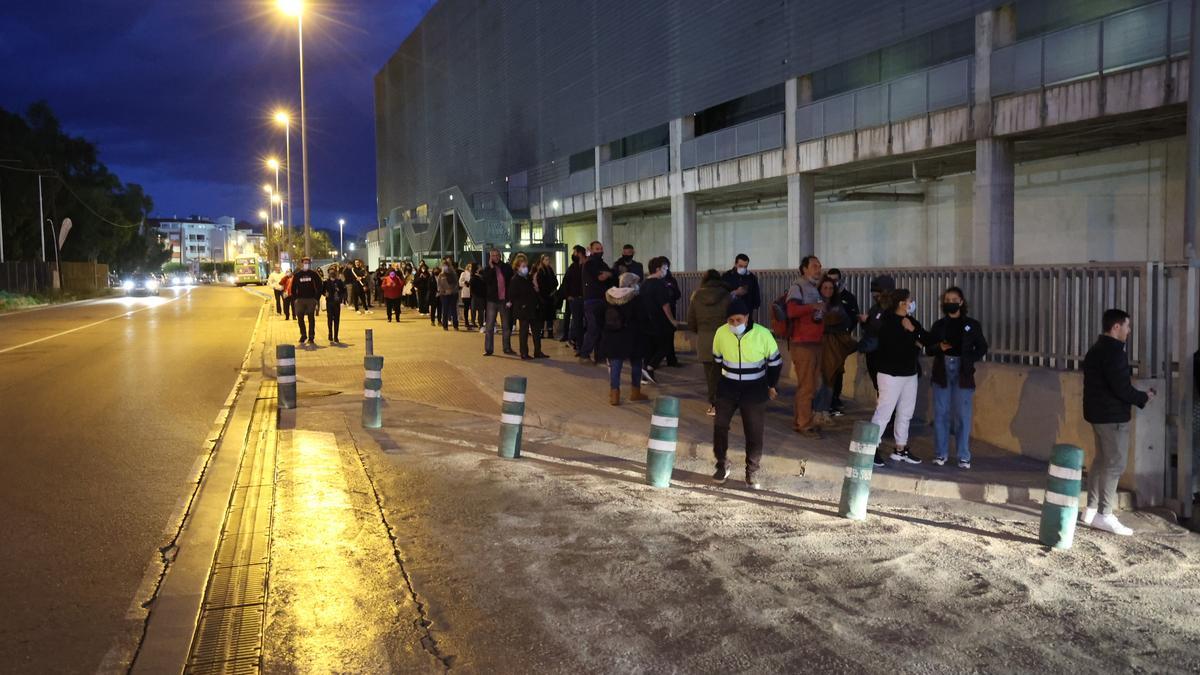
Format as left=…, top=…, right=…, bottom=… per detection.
left=0, top=177, right=5, bottom=263
left=38, top=174, right=46, bottom=262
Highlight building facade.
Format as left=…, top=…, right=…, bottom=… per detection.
left=151, top=216, right=261, bottom=264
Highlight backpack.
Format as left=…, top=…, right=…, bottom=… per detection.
left=769, top=292, right=792, bottom=341
left=605, top=304, right=626, bottom=332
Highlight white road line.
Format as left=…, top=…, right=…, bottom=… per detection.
left=0, top=294, right=185, bottom=355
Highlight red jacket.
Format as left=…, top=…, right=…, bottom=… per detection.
left=785, top=298, right=825, bottom=344
left=381, top=274, right=404, bottom=299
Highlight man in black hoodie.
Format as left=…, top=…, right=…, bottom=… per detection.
left=1081, top=309, right=1154, bottom=536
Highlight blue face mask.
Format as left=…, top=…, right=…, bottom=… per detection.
left=730, top=322, right=747, bottom=336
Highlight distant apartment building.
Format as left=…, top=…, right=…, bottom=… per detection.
left=151, top=216, right=262, bottom=263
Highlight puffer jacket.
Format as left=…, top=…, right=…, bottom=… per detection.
left=687, top=279, right=730, bottom=362
left=784, top=277, right=825, bottom=344
left=601, top=285, right=646, bottom=360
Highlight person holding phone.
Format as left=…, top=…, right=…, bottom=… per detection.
left=926, top=287, right=989, bottom=469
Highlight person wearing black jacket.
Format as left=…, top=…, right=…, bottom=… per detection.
left=869, top=288, right=935, bottom=467
left=468, top=265, right=486, bottom=330
left=290, top=256, right=322, bottom=346
left=533, top=255, right=558, bottom=339
left=926, top=287, right=989, bottom=469
left=612, top=244, right=645, bottom=281
left=640, top=257, right=676, bottom=383
left=579, top=241, right=614, bottom=363
left=602, top=272, right=651, bottom=405
left=508, top=254, right=548, bottom=360
left=1081, top=309, right=1154, bottom=536
left=414, top=263, right=431, bottom=315
left=482, top=248, right=515, bottom=356
left=322, top=265, right=346, bottom=344
left=721, top=253, right=761, bottom=320
left=825, top=267, right=859, bottom=413
left=561, top=245, right=586, bottom=344
left=661, top=261, right=682, bottom=367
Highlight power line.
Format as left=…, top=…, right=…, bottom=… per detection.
left=0, top=165, right=141, bottom=229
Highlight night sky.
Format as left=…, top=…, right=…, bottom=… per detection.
left=0, top=0, right=431, bottom=236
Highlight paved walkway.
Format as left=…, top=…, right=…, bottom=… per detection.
left=260, top=298, right=1057, bottom=506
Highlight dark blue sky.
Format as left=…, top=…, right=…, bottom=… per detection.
left=0, top=0, right=431, bottom=236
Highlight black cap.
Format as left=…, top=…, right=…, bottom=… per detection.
left=726, top=298, right=750, bottom=317
left=870, top=274, right=895, bottom=293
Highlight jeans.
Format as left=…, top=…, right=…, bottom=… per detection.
left=580, top=299, right=605, bottom=360
left=713, top=394, right=766, bottom=474
left=485, top=301, right=513, bottom=354
left=326, top=300, right=341, bottom=340
left=1088, top=422, right=1129, bottom=515
left=813, top=383, right=833, bottom=413
left=293, top=298, right=317, bottom=342
left=608, top=357, right=643, bottom=389
left=517, top=315, right=541, bottom=356
left=569, top=297, right=585, bottom=346
left=932, top=356, right=975, bottom=462
left=471, top=298, right=486, bottom=327
left=871, top=373, right=918, bottom=447
left=440, top=295, right=459, bottom=329
left=272, top=289, right=283, bottom=314
left=462, top=298, right=472, bottom=324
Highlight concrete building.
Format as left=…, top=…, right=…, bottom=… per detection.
left=151, top=216, right=252, bottom=264
left=375, top=0, right=1200, bottom=517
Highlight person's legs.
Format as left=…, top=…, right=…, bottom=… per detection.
left=518, top=316, right=531, bottom=357
left=871, top=374, right=903, bottom=438
left=1088, top=423, right=1129, bottom=515
left=283, top=295, right=293, bottom=320
left=530, top=318, right=541, bottom=353
left=329, top=303, right=341, bottom=341
left=609, top=358, right=624, bottom=389
left=831, top=370, right=845, bottom=411
left=580, top=299, right=602, bottom=359
left=484, top=301, right=499, bottom=354
left=891, top=375, right=919, bottom=448
left=561, top=300, right=572, bottom=340
left=790, top=344, right=819, bottom=431
left=703, top=362, right=720, bottom=406
left=955, top=385, right=975, bottom=463
left=501, top=304, right=514, bottom=353
left=630, top=357, right=643, bottom=387
left=712, top=397, right=737, bottom=472
left=932, top=384, right=951, bottom=461
left=273, top=289, right=283, bottom=314
left=569, top=297, right=585, bottom=347
left=449, top=296, right=459, bottom=329
left=296, top=301, right=308, bottom=342
left=645, top=331, right=667, bottom=370
left=741, top=399, right=766, bottom=475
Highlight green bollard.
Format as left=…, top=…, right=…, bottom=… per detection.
left=276, top=344, right=297, bottom=410
left=362, top=355, right=384, bottom=429
left=1039, top=444, right=1084, bottom=549
left=645, top=396, right=680, bottom=487
left=498, top=376, right=526, bottom=458
left=838, top=421, right=882, bottom=520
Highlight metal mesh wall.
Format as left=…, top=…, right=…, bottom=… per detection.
left=375, top=0, right=1001, bottom=221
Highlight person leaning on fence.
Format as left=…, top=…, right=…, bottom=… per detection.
left=602, top=272, right=650, bottom=406
left=687, top=269, right=731, bottom=417
left=1080, top=308, right=1154, bottom=536
left=711, top=298, right=782, bottom=491
left=926, top=286, right=988, bottom=470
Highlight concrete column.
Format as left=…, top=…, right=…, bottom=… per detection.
left=785, top=77, right=799, bottom=174
left=597, top=207, right=613, bottom=257
left=787, top=173, right=815, bottom=268
left=972, top=5, right=1017, bottom=266
left=670, top=194, right=696, bottom=272
left=668, top=116, right=694, bottom=196
left=974, top=6, right=1017, bottom=136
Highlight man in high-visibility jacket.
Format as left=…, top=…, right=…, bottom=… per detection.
left=712, top=298, right=783, bottom=490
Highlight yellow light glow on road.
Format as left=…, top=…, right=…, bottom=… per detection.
left=278, top=0, right=303, bottom=17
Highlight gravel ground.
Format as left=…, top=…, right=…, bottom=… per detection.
left=326, top=401, right=1200, bottom=675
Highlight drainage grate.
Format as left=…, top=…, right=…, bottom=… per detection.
left=185, top=382, right=278, bottom=674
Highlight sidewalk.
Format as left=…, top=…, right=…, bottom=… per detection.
left=260, top=301, right=1061, bottom=507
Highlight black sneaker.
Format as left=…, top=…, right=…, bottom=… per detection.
left=830, top=409, right=845, bottom=418
left=712, top=464, right=730, bottom=484
left=873, top=451, right=887, bottom=467
left=890, top=447, right=922, bottom=465
left=745, top=471, right=761, bottom=491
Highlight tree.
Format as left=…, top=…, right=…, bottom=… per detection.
left=0, top=102, right=163, bottom=272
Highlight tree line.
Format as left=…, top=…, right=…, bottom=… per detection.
left=0, top=102, right=169, bottom=273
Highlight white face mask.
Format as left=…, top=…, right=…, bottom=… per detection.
left=661, top=266, right=669, bottom=275
left=519, top=266, right=529, bottom=276
left=730, top=322, right=747, bottom=336
left=302, top=263, right=310, bottom=271
left=737, top=266, right=749, bottom=276
left=907, top=300, right=917, bottom=315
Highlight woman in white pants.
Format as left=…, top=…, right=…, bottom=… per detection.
left=869, top=288, right=934, bottom=467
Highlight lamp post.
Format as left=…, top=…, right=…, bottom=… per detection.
left=273, top=111, right=293, bottom=260
left=338, top=218, right=345, bottom=261
left=278, top=0, right=311, bottom=258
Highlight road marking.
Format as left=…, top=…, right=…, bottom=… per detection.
left=0, top=293, right=187, bottom=355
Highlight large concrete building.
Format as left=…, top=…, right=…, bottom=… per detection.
left=375, top=0, right=1199, bottom=517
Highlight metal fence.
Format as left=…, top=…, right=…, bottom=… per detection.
left=674, top=262, right=1174, bottom=377
left=0, top=262, right=54, bottom=295
left=681, top=113, right=784, bottom=169
left=599, top=146, right=670, bottom=188
left=796, top=57, right=973, bottom=141
left=991, top=0, right=1189, bottom=97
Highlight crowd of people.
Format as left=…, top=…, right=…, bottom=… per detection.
left=260, top=248, right=1152, bottom=533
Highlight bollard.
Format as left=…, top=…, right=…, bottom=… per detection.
left=362, top=355, right=384, bottom=429
left=276, top=344, right=297, bottom=409
left=838, top=421, right=882, bottom=520
left=498, top=376, right=526, bottom=458
left=365, top=328, right=374, bottom=356
left=1039, top=444, right=1084, bottom=549
left=645, top=397, right=679, bottom=487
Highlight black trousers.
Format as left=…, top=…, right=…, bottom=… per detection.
left=831, top=370, right=845, bottom=409
left=385, top=297, right=401, bottom=321
left=326, top=301, right=341, bottom=340
left=645, top=329, right=674, bottom=370
left=429, top=294, right=442, bottom=324
left=518, top=315, right=542, bottom=357
left=282, top=295, right=294, bottom=320
left=273, top=289, right=283, bottom=314
left=713, top=394, right=765, bottom=473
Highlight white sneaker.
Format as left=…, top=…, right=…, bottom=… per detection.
left=1092, top=513, right=1133, bottom=536
left=1080, top=507, right=1097, bottom=527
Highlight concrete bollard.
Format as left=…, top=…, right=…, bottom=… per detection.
left=645, top=397, right=679, bottom=488
left=1039, top=444, right=1084, bottom=549
left=276, top=344, right=297, bottom=409
left=362, top=355, right=384, bottom=429
left=365, top=328, right=374, bottom=356
left=498, top=376, right=526, bottom=459
left=838, top=421, right=882, bottom=520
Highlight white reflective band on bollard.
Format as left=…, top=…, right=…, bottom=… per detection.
left=647, top=438, right=677, bottom=452
left=849, top=441, right=874, bottom=455
left=650, top=415, right=679, bottom=428
left=1048, top=465, right=1083, bottom=481
left=277, top=358, right=296, bottom=366
left=502, top=391, right=526, bottom=403
left=277, top=375, right=297, bottom=384
left=363, top=389, right=381, bottom=398
left=365, top=370, right=382, bottom=379
left=500, top=413, right=524, bottom=425
left=844, top=466, right=873, bottom=480
left=1044, top=491, right=1078, bottom=508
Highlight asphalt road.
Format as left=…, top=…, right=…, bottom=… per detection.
left=0, top=286, right=265, bottom=673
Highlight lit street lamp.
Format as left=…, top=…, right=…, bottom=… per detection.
left=273, top=110, right=294, bottom=259
left=277, top=0, right=311, bottom=258
left=338, top=218, right=345, bottom=261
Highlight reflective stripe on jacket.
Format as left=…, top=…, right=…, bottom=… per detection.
left=712, top=323, right=783, bottom=390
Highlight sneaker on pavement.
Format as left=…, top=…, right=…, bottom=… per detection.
left=712, top=464, right=730, bottom=485
left=745, top=472, right=761, bottom=491
left=891, top=448, right=922, bottom=464
left=873, top=451, right=886, bottom=467
left=957, top=460, right=971, bottom=470
left=830, top=409, right=845, bottom=418
left=932, top=457, right=947, bottom=466
left=642, top=368, right=657, bottom=385
left=705, top=405, right=716, bottom=417
left=1080, top=507, right=1097, bottom=527
left=1092, top=513, right=1133, bottom=536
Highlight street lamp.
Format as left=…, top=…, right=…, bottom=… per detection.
left=266, top=157, right=281, bottom=229
left=338, top=218, right=345, bottom=260
left=273, top=110, right=293, bottom=260
left=277, top=0, right=311, bottom=258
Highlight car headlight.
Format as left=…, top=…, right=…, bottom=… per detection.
left=146, top=279, right=159, bottom=290
left=184, top=275, right=194, bottom=285
left=122, top=280, right=134, bottom=290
